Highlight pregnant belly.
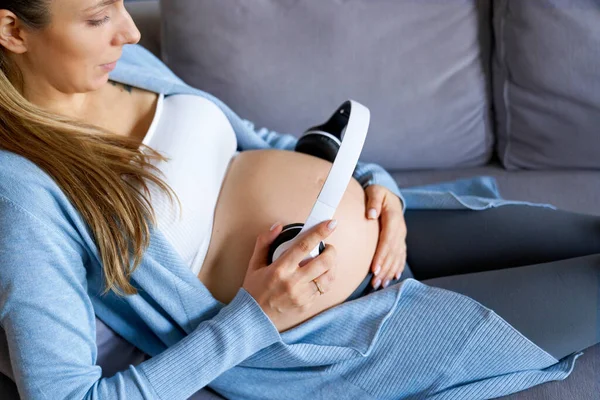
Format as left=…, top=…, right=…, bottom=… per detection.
left=197, top=149, right=380, bottom=329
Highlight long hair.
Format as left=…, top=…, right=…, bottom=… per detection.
left=0, top=1, right=181, bottom=297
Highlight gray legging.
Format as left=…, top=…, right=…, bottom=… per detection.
left=345, top=205, right=600, bottom=360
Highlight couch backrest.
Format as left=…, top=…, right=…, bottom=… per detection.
left=157, top=0, right=496, bottom=170
left=492, top=0, right=600, bottom=170
left=127, top=0, right=600, bottom=172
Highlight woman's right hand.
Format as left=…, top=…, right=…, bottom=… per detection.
left=242, top=219, right=338, bottom=332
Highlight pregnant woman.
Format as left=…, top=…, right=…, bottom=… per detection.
left=0, top=1, right=598, bottom=399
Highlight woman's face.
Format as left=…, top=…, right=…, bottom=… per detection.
left=0, top=0, right=141, bottom=94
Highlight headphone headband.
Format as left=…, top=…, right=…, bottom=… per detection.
left=270, top=99, right=370, bottom=262
left=299, top=100, right=370, bottom=235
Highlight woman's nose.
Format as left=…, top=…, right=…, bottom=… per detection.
left=114, top=9, right=141, bottom=46
left=125, top=24, right=142, bottom=45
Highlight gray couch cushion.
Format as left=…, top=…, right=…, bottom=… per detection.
left=493, top=0, right=600, bottom=170
left=499, top=344, right=599, bottom=400
left=161, top=0, right=494, bottom=170
left=392, top=163, right=600, bottom=216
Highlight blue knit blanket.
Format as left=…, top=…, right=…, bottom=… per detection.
left=194, top=177, right=581, bottom=399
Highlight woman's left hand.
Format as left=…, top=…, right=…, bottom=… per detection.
left=365, top=185, right=407, bottom=289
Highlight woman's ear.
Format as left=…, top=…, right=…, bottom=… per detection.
left=0, top=10, right=28, bottom=54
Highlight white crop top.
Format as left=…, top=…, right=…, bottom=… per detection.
left=141, top=93, right=239, bottom=275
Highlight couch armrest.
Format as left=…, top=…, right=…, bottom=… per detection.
left=125, top=0, right=162, bottom=59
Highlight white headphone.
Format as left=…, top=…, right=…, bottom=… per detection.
left=268, top=99, right=370, bottom=264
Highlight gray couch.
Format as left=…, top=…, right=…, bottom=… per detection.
left=1, top=1, right=597, bottom=399
left=129, top=1, right=600, bottom=399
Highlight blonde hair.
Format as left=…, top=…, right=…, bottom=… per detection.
left=0, top=2, right=180, bottom=297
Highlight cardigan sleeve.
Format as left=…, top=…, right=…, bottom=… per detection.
left=0, top=196, right=281, bottom=400
left=240, top=118, right=406, bottom=210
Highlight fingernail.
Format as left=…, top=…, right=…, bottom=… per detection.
left=327, top=219, right=338, bottom=230
left=270, top=221, right=280, bottom=231
left=373, top=278, right=382, bottom=290
left=368, top=208, right=377, bottom=219
left=383, top=279, right=390, bottom=288
left=374, top=264, right=381, bottom=276
left=395, top=271, right=401, bottom=280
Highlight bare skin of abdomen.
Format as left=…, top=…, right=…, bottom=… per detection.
left=197, top=149, right=380, bottom=327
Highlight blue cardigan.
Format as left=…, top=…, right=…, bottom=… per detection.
left=0, top=44, right=581, bottom=400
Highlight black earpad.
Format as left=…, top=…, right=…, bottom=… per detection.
left=294, top=134, right=340, bottom=164
left=268, top=223, right=326, bottom=265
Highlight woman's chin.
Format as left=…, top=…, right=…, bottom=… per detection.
left=96, top=73, right=111, bottom=87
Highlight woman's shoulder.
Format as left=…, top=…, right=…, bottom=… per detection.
left=0, top=151, right=91, bottom=267
left=0, top=150, right=73, bottom=222
left=0, top=149, right=60, bottom=188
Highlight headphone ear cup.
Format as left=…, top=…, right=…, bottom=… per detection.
left=268, top=223, right=303, bottom=264
left=267, top=223, right=326, bottom=264
left=295, top=134, right=340, bottom=164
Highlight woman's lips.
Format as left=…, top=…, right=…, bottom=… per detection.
left=100, top=61, right=117, bottom=72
